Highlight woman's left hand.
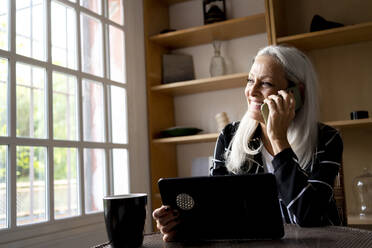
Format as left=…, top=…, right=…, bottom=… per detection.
left=263, top=90, right=295, bottom=154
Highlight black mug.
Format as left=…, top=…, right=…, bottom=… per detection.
left=103, top=194, right=147, bottom=248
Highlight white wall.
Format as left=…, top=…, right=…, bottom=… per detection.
left=169, top=0, right=268, bottom=177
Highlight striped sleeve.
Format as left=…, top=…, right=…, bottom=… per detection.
left=210, top=122, right=240, bottom=176
left=272, top=124, right=343, bottom=227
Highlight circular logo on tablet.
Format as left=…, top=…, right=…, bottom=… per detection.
left=176, top=193, right=195, bottom=210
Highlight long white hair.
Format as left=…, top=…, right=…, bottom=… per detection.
left=225, top=45, right=319, bottom=173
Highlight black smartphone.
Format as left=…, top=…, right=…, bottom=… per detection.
left=260, top=85, right=303, bottom=124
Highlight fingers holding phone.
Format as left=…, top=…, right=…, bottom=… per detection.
left=262, top=90, right=296, bottom=142
left=261, top=84, right=303, bottom=125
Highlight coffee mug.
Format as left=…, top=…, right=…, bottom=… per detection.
left=103, top=194, right=147, bottom=248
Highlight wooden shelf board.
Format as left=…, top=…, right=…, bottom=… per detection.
left=325, top=118, right=372, bottom=129
left=153, top=133, right=219, bottom=144
left=151, top=72, right=248, bottom=96
left=149, top=14, right=266, bottom=49
left=165, top=0, right=192, bottom=5
left=152, top=119, right=372, bottom=145
left=277, top=22, right=372, bottom=50
left=348, top=215, right=372, bottom=225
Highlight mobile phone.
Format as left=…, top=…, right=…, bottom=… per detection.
left=260, top=85, right=303, bottom=124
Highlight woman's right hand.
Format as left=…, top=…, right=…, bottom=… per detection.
left=152, top=205, right=180, bottom=242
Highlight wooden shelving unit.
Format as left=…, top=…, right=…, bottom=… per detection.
left=150, top=14, right=266, bottom=49
left=151, top=73, right=248, bottom=96
left=145, top=0, right=372, bottom=227
left=276, top=22, right=372, bottom=50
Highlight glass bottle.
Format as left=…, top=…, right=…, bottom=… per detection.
left=209, top=40, right=226, bottom=77
left=353, top=168, right=372, bottom=217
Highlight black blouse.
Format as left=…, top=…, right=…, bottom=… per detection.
left=210, top=122, right=343, bottom=227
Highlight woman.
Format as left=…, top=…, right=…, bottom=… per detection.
left=153, top=45, right=343, bottom=241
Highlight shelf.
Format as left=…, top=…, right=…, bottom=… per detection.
left=149, top=14, right=266, bottom=49
left=153, top=133, right=219, bottom=144
left=276, top=22, right=372, bottom=50
left=152, top=119, right=372, bottom=145
left=348, top=215, right=372, bottom=225
left=151, top=72, right=248, bottom=96
left=165, top=0, right=192, bottom=5
left=325, top=119, right=372, bottom=129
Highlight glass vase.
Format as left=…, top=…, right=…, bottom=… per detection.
left=353, top=167, right=372, bottom=217
left=209, top=40, right=226, bottom=77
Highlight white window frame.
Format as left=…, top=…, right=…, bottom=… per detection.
left=0, top=0, right=150, bottom=246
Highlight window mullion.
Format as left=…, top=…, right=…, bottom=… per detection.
left=75, top=0, right=85, bottom=217
left=103, top=87, right=110, bottom=196
left=77, top=75, right=85, bottom=215
left=78, top=140, right=85, bottom=216
left=102, top=0, right=111, bottom=196
left=8, top=0, right=16, bottom=230
left=46, top=0, right=54, bottom=223
left=102, top=0, right=109, bottom=82
left=8, top=142, right=16, bottom=229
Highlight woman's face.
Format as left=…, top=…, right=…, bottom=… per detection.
left=245, top=55, right=289, bottom=123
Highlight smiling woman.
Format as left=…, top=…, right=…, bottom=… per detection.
left=245, top=55, right=289, bottom=124
left=154, top=45, right=344, bottom=241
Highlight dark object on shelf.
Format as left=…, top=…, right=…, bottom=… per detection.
left=160, top=126, right=203, bottom=138
left=160, top=29, right=176, bottom=34
left=203, top=0, right=226, bottom=25
left=350, top=110, right=369, bottom=120
left=310, top=14, right=344, bottom=32
left=162, top=54, right=195, bottom=84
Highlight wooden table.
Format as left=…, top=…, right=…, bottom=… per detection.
left=94, top=224, right=372, bottom=248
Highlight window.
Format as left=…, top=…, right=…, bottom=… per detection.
left=0, top=0, right=130, bottom=240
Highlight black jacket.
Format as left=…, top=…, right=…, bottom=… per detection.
left=210, top=122, right=343, bottom=227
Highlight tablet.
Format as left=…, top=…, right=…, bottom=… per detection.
left=158, top=174, right=284, bottom=241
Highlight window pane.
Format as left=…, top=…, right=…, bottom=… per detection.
left=109, top=25, right=125, bottom=83
left=82, top=79, right=104, bottom=142
left=80, top=0, right=101, bottom=15
left=53, top=72, right=78, bottom=140
left=112, top=149, right=129, bottom=195
left=81, top=13, right=102, bottom=77
left=0, top=146, right=7, bottom=229
left=16, top=63, right=46, bottom=138
left=0, top=0, right=8, bottom=50
left=111, top=86, right=127, bottom=144
left=16, top=146, right=46, bottom=226
left=54, top=147, right=79, bottom=219
left=16, top=0, right=45, bottom=61
left=51, top=1, right=77, bottom=69
left=108, top=0, right=123, bottom=25
left=84, top=148, right=105, bottom=213
left=0, top=58, right=7, bottom=136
